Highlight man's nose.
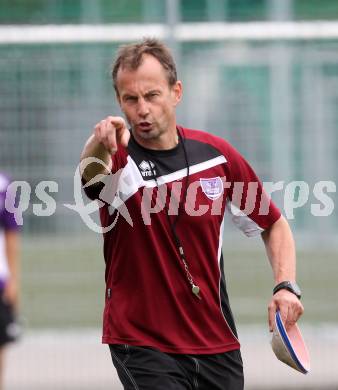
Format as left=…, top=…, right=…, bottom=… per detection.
left=137, top=99, right=150, bottom=117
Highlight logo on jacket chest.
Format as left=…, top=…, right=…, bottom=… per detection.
left=200, top=177, right=224, bottom=200
left=138, top=160, right=156, bottom=177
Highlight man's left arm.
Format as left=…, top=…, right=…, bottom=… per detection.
left=4, top=229, right=20, bottom=310
left=261, top=215, right=304, bottom=332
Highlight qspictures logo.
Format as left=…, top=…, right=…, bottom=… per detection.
left=2, top=157, right=337, bottom=233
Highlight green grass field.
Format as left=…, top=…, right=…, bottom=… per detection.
left=20, top=235, right=338, bottom=329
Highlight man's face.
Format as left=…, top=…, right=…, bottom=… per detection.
left=116, top=54, right=182, bottom=146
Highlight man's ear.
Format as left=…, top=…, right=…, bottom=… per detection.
left=172, top=80, right=183, bottom=106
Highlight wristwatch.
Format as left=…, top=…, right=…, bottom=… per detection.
left=273, top=281, right=301, bottom=300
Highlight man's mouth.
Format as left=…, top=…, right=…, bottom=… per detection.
left=138, top=122, right=153, bottom=131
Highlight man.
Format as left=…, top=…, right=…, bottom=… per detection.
left=0, top=172, right=20, bottom=390
left=80, top=38, right=303, bottom=389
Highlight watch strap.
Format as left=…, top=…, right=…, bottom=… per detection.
left=273, top=281, right=301, bottom=299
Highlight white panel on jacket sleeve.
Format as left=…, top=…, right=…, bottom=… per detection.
left=0, top=174, right=9, bottom=192
left=226, top=201, right=264, bottom=237
left=0, top=232, right=10, bottom=281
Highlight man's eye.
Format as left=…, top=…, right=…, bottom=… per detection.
left=126, top=96, right=137, bottom=102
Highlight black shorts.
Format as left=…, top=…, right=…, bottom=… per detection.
left=109, top=344, right=244, bottom=390
left=0, top=295, right=20, bottom=347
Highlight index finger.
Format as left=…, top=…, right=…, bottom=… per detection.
left=278, top=305, right=289, bottom=329
left=268, top=301, right=277, bottom=332
left=107, top=116, right=130, bottom=147
left=107, top=116, right=126, bottom=131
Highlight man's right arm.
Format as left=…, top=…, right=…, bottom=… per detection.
left=80, top=116, right=130, bottom=182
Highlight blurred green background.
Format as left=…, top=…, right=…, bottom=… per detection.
left=2, top=0, right=338, bottom=23
left=22, top=238, right=338, bottom=329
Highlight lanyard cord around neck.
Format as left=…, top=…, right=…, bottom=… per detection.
left=147, top=129, right=202, bottom=300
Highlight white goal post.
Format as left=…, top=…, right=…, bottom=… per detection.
left=1, top=21, right=338, bottom=45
